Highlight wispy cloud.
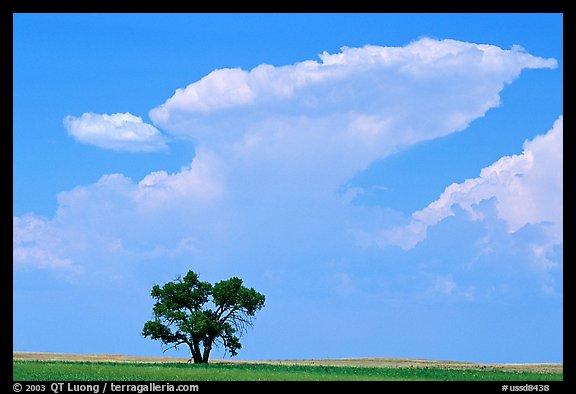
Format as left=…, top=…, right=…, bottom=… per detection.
left=13, top=215, right=79, bottom=272
left=64, top=112, right=168, bottom=152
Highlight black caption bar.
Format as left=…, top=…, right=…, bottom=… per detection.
left=11, top=381, right=567, bottom=393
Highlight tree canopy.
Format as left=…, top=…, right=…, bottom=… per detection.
left=142, top=270, right=265, bottom=364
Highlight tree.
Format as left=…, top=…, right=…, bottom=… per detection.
left=142, top=270, right=265, bottom=364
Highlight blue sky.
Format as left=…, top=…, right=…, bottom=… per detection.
left=13, top=13, right=563, bottom=363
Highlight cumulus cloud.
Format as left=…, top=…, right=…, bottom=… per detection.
left=375, top=116, right=563, bottom=251
left=64, top=112, right=168, bottom=152
left=13, top=151, right=225, bottom=275
left=135, top=149, right=224, bottom=207
left=151, top=38, right=557, bottom=127
left=15, top=38, right=559, bottom=282
left=149, top=37, right=556, bottom=188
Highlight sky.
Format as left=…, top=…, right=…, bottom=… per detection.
left=13, top=13, right=563, bottom=364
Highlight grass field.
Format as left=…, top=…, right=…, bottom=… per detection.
left=13, top=352, right=563, bottom=381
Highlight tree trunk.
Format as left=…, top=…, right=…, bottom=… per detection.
left=202, top=337, right=214, bottom=364
left=190, top=340, right=203, bottom=364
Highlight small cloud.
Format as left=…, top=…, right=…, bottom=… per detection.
left=431, top=275, right=457, bottom=296
left=64, top=112, right=168, bottom=152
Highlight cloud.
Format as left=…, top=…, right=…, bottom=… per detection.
left=15, top=38, right=559, bottom=285
left=134, top=149, right=225, bottom=207
left=149, top=37, right=556, bottom=188
left=375, top=115, right=563, bottom=253
left=13, top=151, right=225, bottom=275
left=150, top=38, right=557, bottom=129
left=430, top=275, right=457, bottom=296
left=13, top=215, right=78, bottom=272
left=64, top=112, right=168, bottom=152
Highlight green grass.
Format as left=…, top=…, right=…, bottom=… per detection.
left=13, top=360, right=563, bottom=381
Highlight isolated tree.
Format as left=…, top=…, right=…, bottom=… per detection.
left=142, top=270, right=265, bottom=364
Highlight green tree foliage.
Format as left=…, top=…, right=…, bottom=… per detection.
left=142, top=270, right=265, bottom=364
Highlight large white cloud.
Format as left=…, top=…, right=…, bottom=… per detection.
left=149, top=38, right=556, bottom=176
left=64, top=112, right=168, bottom=152
left=151, top=38, right=556, bottom=125
left=15, top=38, right=559, bottom=280
left=375, top=116, right=563, bottom=252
